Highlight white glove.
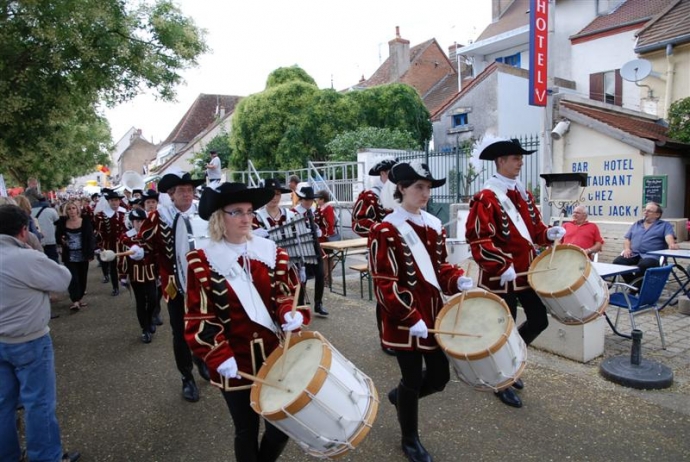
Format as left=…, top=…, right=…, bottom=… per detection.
left=120, top=278, right=129, bottom=286
left=253, top=228, right=269, bottom=238
left=281, top=311, right=304, bottom=332
left=94, top=248, right=102, bottom=255
left=299, top=267, right=307, bottom=283
left=100, top=249, right=115, bottom=262
left=546, top=226, right=566, bottom=241
left=217, top=357, right=240, bottom=379
left=457, top=276, right=473, bottom=291
left=129, top=245, right=145, bottom=261
left=316, top=228, right=323, bottom=238
left=409, top=320, right=428, bottom=339
left=500, top=265, right=517, bottom=287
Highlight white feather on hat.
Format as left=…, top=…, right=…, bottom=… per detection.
left=470, top=133, right=507, bottom=171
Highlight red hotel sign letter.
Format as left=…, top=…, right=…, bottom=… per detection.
left=529, top=0, right=548, bottom=106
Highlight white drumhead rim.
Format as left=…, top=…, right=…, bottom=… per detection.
left=529, top=244, right=591, bottom=297
left=435, top=291, right=514, bottom=360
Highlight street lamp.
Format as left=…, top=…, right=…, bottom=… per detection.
left=540, top=173, right=587, bottom=222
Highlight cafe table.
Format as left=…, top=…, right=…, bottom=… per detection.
left=647, top=249, right=690, bottom=310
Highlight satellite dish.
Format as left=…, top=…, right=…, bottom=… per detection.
left=620, top=59, right=652, bottom=82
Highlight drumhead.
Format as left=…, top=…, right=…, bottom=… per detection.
left=435, top=291, right=513, bottom=360
left=529, top=244, right=590, bottom=296
left=252, top=331, right=331, bottom=420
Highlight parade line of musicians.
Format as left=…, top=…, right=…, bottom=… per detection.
left=4, top=135, right=607, bottom=462
left=94, top=135, right=574, bottom=462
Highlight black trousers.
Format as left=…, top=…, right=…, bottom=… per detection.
left=498, top=288, right=549, bottom=346
left=65, top=261, right=89, bottom=302
left=221, top=388, right=289, bottom=462
left=395, top=348, right=450, bottom=394
left=132, top=280, right=157, bottom=332
left=612, top=255, right=660, bottom=285
left=167, top=294, right=194, bottom=380
left=298, top=260, right=325, bottom=306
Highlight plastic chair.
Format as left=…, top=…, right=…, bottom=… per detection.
left=608, top=265, right=673, bottom=349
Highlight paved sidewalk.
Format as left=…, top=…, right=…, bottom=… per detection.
left=44, top=260, right=689, bottom=461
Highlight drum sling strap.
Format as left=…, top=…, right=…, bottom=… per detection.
left=484, top=183, right=533, bottom=244
left=384, top=216, right=441, bottom=292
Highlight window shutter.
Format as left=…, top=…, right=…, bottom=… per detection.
left=590, top=73, right=604, bottom=102
left=614, top=69, right=623, bottom=106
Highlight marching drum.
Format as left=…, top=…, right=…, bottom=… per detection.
left=250, top=331, right=378, bottom=459
left=528, top=244, right=609, bottom=325
left=446, top=238, right=470, bottom=266
left=173, top=214, right=210, bottom=294
left=435, top=291, right=526, bottom=392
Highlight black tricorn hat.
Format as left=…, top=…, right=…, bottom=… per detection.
left=141, top=189, right=159, bottom=201
left=129, top=208, right=147, bottom=221
left=389, top=161, right=446, bottom=188
left=102, top=188, right=124, bottom=200
left=478, top=138, right=536, bottom=160
left=132, top=189, right=143, bottom=196
left=198, top=183, right=274, bottom=220
left=260, top=178, right=291, bottom=194
left=157, top=172, right=205, bottom=193
left=368, top=157, right=398, bottom=176
left=295, top=183, right=317, bottom=200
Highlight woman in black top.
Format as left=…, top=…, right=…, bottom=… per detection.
left=55, top=200, right=95, bottom=311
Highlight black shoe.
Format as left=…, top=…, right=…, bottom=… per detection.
left=149, top=324, right=156, bottom=334
left=495, top=387, right=522, bottom=408
left=314, top=304, right=329, bottom=316
left=182, top=377, right=200, bottom=402
left=382, top=346, right=397, bottom=356
left=194, top=359, right=210, bottom=382
left=62, top=451, right=81, bottom=462
left=141, top=331, right=152, bottom=344
left=111, top=288, right=119, bottom=296
left=101, top=276, right=109, bottom=284
left=512, top=378, right=524, bottom=390
left=153, top=315, right=164, bottom=326
left=388, top=387, right=398, bottom=407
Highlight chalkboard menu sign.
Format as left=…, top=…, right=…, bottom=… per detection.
left=642, top=175, right=667, bottom=207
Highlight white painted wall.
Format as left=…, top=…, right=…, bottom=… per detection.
left=571, top=30, right=642, bottom=110
left=496, top=72, right=543, bottom=136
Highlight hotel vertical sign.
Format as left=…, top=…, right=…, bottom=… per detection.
left=529, top=0, right=548, bottom=106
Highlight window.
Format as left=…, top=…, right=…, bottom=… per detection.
left=452, top=113, right=469, bottom=127
left=496, top=52, right=521, bottom=68
left=590, top=70, right=622, bottom=106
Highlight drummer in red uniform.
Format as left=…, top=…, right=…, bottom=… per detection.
left=184, top=182, right=309, bottom=462
left=369, top=161, right=473, bottom=462
left=465, top=136, right=566, bottom=409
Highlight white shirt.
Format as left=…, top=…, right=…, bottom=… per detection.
left=207, top=156, right=222, bottom=180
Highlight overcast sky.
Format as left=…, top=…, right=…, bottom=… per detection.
left=103, top=1, right=492, bottom=144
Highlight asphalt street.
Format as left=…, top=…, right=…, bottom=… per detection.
left=45, top=260, right=690, bottom=462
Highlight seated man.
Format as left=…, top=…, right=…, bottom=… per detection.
left=562, top=205, right=604, bottom=260
left=612, top=202, right=678, bottom=284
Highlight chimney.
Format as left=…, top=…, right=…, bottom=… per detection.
left=448, top=43, right=459, bottom=72
left=388, top=26, right=410, bottom=81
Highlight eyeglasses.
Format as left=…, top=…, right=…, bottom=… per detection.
left=223, top=209, right=255, bottom=218
left=644, top=209, right=660, bottom=214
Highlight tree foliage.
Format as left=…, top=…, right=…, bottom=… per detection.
left=326, top=127, right=420, bottom=161
left=667, top=97, right=690, bottom=143
left=229, top=66, right=432, bottom=171
left=0, top=0, right=208, bottom=188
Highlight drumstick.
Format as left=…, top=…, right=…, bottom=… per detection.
left=279, top=283, right=301, bottom=380
left=488, top=267, right=556, bottom=281
left=548, top=239, right=560, bottom=268
left=237, top=371, right=291, bottom=392
left=398, top=326, right=481, bottom=338
left=453, top=262, right=472, bottom=327
left=99, top=249, right=135, bottom=262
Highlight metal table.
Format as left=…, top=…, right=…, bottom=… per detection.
left=592, top=261, right=639, bottom=340
left=320, top=237, right=368, bottom=297
left=647, top=249, right=690, bottom=310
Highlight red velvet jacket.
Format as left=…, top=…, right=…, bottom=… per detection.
left=94, top=209, right=126, bottom=252
left=118, top=229, right=156, bottom=283
left=369, top=210, right=464, bottom=351
left=184, top=243, right=304, bottom=391
left=352, top=189, right=392, bottom=237
left=466, top=187, right=550, bottom=293
left=137, top=210, right=176, bottom=300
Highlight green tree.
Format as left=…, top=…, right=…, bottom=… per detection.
left=667, top=97, right=690, bottom=143
left=326, top=127, right=420, bottom=161
left=0, top=0, right=208, bottom=187
left=229, top=66, right=432, bottom=171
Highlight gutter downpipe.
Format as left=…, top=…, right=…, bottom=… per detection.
left=664, top=44, right=675, bottom=117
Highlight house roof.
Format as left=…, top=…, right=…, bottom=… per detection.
left=161, top=94, right=241, bottom=146
left=422, top=73, right=459, bottom=116
left=476, top=0, right=531, bottom=41
left=571, top=0, right=674, bottom=42
left=635, top=0, right=690, bottom=53
left=560, top=100, right=684, bottom=151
